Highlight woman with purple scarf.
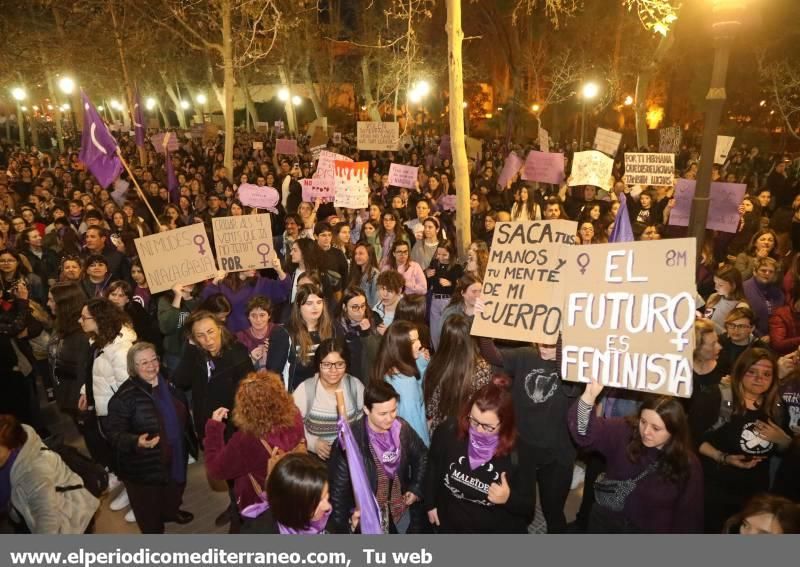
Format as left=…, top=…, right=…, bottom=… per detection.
left=328, top=381, right=428, bottom=533
left=423, top=382, right=535, bottom=533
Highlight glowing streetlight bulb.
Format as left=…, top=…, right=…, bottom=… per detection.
left=624, top=95, right=634, bottom=106
left=531, top=103, right=541, bottom=112
left=291, top=95, right=302, bottom=106
left=58, top=77, right=75, bottom=95
left=145, top=97, right=156, bottom=110
left=62, top=103, right=70, bottom=110
left=582, top=82, right=599, bottom=100
left=415, top=80, right=431, bottom=97
left=196, top=94, right=207, bottom=105
left=179, top=100, right=190, bottom=110
left=20, top=106, right=27, bottom=112
left=11, top=87, right=26, bottom=101
left=97, top=105, right=104, bottom=111
left=32, top=105, right=39, bottom=111
left=408, top=90, right=422, bottom=104
left=47, top=104, right=54, bottom=110
left=110, top=99, right=121, bottom=110
left=277, top=88, right=290, bottom=102
left=462, top=102, right=468, bottom=109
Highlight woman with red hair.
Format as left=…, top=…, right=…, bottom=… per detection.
left=422, top=382, right=534, bottom=533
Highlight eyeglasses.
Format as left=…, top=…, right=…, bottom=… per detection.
left=79, top=315, right=94, bottom=321
left=0, top=258, right=17, bottom=263
left=725, top=323, right=752, bottom=331
left=320, top=361, right=347, bottom=371
left=348, top=303, right=367, bottom=311
left=136, top=357, right=160, bottom=367
left=468, top=415, right=500, bottom=433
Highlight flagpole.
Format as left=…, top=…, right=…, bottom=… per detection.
left=115, top=146, right=162, bottom=231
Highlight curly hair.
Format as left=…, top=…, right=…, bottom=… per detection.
left=85, top=297, right=131, bottom=349
left=232, top=370, right=299, bottom=438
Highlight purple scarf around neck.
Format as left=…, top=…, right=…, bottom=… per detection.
left=468, top=426, right=499, bottom=470
left=367, top=419, right=402, bottom=478
left=277, top=509, right=331, bottom=535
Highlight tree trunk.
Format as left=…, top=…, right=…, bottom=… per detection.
left=51, top=4, right=82, bottom=132
left=221, top=0, right=235, bottom=174
left=635, top=33, right=674, bottom=149
left=109, top=1, right=144, bottom=163
left=278, top=65, right=298, bottom=134
left=360, top=57, right=382, bottom=122
left=207, top=61, right=225, bottom=121
left=157, top=102, right=169, bottom=128
left=446, top=0, right=470, bottom=258
left=240, top=72, right=259, bottom=132
left=160, top=71, right=186, bottom=129
left=303, top=53, right=325, bottom=121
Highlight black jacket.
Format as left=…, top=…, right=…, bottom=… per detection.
left=105, top=376, right=198, bottom=485
left=50, top=330, right=90, bottom=412
left=328, top=416, right=428, bottom=534
left=172, top=341, right=254, bottom=440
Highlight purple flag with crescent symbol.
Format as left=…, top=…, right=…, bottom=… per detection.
left=338, top=416, right=383, bottom=534
left=133, top=87, right=146, bottom=148
left=79, top=90, right=122, bottom=188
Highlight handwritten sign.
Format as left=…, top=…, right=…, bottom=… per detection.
left=150, top=133, right=179, bottom=152
left=658, top=126, right=681, bottom=154
left=439, top=195, right=457, bottom=212
left=212, top=214, right=275, bottom=272
left=624, top=153, right=675, bottom=186
left=134, top=223, right=217, bottom=294
left=593, top=128, right=622, bottom=157
left=274, top=121, right=284, bottom=134
left=522, top=151, right=565, bottom=185
left=471, top=220, right=577, bottom=343
left=252, top=141, right=263, bottom=150
left=388, top=163, right=419, bottom=189
left=667, top=179, right=747, bottom=233
left=497, top=152, right=523, bottom=189
left=714, top=135, right=735, bottom=164
left=333, top=132, right=342, bottom=144
left=570, top=151, right=614, bottom=190
left=334, top=161, right=369, bottom=209
left=255, top=121, right=269, bottom=133
left=310, top=144, right=326, bottom=161
left=539, top=128, right=550, bottom=153
left=237, top=183, right=280, bottom=212
left=561, top=238, right=696, bottom=398
left=276, top=138, right=298, bottom=155
left=301, top=178, right=334, bottom=203
left=357, top=121, right=399, bottom=151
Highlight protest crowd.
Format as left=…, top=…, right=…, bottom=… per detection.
left=1, top=107, right=800, bottom=536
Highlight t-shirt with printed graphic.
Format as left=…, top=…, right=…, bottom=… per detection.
left=780, top=380, right=800, bottom=436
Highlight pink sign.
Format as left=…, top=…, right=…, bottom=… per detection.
left=497, top=152, right=523, bottom=189
left=667, top=179, right=746, bottom=233
left=150, top=132, right=179, bottom=152
left=301, top=178, right=334, bottom=203
left=388, top=163, right=418, bottom=189
left=439, top=195, right=457, bottom=212
left=522, top=151, right=565, bottom=185
left=237, top=183, right=280, bottom=212
left=276, top=138, right=298, bottom=155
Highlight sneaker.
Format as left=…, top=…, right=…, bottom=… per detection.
left=570, top=463, right=586, bottom=490
left=187, top=454, right=196, bottom=465
left=124, top=509, right=136, bottom=523
left=110, top=489, right=130, bottom=511
left=107, top=472, right=122, bottom=492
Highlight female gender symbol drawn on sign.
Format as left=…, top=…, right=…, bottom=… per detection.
left=193, top=235, right=207, bottom=255
left=576, top=252, right=590, bottom=275
left=257, top=243, right=272, bottom=267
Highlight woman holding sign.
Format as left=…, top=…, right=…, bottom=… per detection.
left=568, top=380, right=703, bottom=533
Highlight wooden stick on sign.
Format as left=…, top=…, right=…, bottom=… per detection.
left=115, top=147, right=162, bottom=231
left=335, top=390, right=346, bottom=418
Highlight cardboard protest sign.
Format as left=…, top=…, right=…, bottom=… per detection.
left=134, top=223, right=217, bottom=294
left=624, top=153, right=675, bottom=186
left=658, top=126, right=681, bottom=154
left=667, top=179, right=747, bottom=233
left=276, top=138, right=298, bottom=155
left=471, top=220, right=578, bottom=344
left=310, top=144, right=326, bottom=162
left=388, top=163, right=419, bottom=189
left=255, top=121, right=269, bottom=133
left=561, top=238, right=696, bottom=398
left=150, top=132, right=179, bottom=152
left=439, top=195, right=457, bottom=212
left=316, top=150, right=352, bottom=181
left=466, top=137, right=482, bottom=161
left=210, top=114, right=225, bottom=126
left=252, top=141, right=263, bottom=150
left=301, top=178, right=334, bottom=203
left=593, top=127, right=622, bottom=157
left=274, top=121, right=284, bottom=134
left=147, top=118, right=159, bottom=129
left=399, top=134, right=414, bottom=151
left=212, top=214, right=275, bottom=272
left=538, top=128, right=550, bottom=153
left=522, top=151, right=565, bottom=185
left=497, top=152, right=523, bottom=189
left=333, top=132, right=342, bottom=144
left=357, top=121, right=399, bottom=151
left=310, top=127, right=327, bottom=148
left=237, top=184, right=280, bottom=212
left=569, top=151, right=614, bottom=190
left=202, top=124, right=219, bottom=142
left=333, top=161, right=369, bottom=209
left=714, top=135, right=735, bottom=164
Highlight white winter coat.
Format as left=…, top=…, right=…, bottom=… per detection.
left=80, top=325, right=137, bottom=416
left=9, top=425, right=100, bottom=533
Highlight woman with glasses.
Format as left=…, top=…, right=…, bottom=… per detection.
left=0, top=248, right=44, bottom=304
left=335, top=287, right=381, bottom=384
left=105, top=342, right=197, bottom=533
left=717, top=307, right=765, bottom=374
left=292, top=339, right=364, bottom=461
left=386, top=240, right=426, bottom=296
left=424, top=382, right=534, bottom=533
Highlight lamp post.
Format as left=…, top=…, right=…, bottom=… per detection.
left=11, top=87, right=26, bottom=148
left=688, top=0, right=745, bottom=259
left=580, top=81, right=599, bottom=148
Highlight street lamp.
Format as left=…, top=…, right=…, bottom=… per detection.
left=580, top=81, right=599, bottom=148
left=11, top=87, right=26, bottom=147
left=415, top=80, right=431, bottom=97
left=291, top=95, right=302, bottom=106
left=531, top=103, right=541, bottom=113
left=145, top=97, right=156, bottom=111
left=624, top=95, right=634, bottom=106
left=58, top=77, right=75, bottom=95
left=179, top=100, right=190, bottom=110
left=277, top=88, right=290, bottom=102
left=688, top=0, right=746, bottom=259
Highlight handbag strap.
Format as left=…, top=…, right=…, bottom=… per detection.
left=632, top=460, right=658, bottom=483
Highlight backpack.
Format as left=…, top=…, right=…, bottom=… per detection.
left=246, top=438, right=308, bottom=500
left=41, top=443, right=108, bottom=498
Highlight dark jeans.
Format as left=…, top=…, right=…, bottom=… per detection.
left=125, top=479, right=186, bottom=534
left=574, top=452, right=606, bottom=530
left=78, top=414, right=115, bottom=471
left=588, top=505, right=641, bottom=534
left=517, top=439, right=576, bottom=533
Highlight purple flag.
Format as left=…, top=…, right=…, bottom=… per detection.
left=79, top=90, right=123, bottom=188
left=337, top=416, right=382, bottom=534
left=165, top=150, right=179, bottom=204
left=133, top=87, right=145, bottom=148
left=609, top=194, right=634, bottom=243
